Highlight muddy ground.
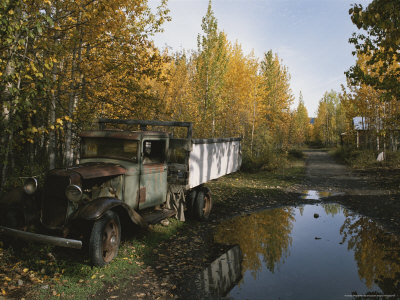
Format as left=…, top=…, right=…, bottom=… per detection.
left=2, top=150, right=400, bottom=299
left=91, top=150, right=400, bottom=299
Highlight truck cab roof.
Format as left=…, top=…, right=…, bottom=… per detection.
left=80, top=130, right=169, bottom=140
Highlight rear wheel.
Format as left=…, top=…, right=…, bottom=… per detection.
left=186, top=189, right=197, bottom=217
left=194, top=188, right=212, bottom=220
left=89, top=210, right=121, bottom=266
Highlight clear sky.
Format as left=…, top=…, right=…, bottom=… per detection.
left=149, top=0, right=365, bottom=117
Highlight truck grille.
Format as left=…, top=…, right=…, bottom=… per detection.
left=41, top=175, right=70, bottom=229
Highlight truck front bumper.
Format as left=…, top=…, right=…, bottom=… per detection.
left=0, top=226, right=82, bottom=249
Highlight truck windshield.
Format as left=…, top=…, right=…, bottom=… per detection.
left=81, top=138, right=138, bottom=162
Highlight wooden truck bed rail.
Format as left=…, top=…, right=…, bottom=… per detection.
left=98, top=118, right=193, bottom=139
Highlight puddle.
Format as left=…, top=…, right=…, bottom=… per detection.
left=212, top=204, right=400, bottom=299
left=188, top=245, right=242, bottom=299
left=301, top=190, right=344, bottom=200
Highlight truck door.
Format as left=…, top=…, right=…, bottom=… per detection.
left=139, top=139, right=168, bottom=209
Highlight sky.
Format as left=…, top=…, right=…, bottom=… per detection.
left=148, top=0, right=366, bottom=117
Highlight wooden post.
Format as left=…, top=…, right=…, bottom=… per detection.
left=356, top=131, right=359, bottom=149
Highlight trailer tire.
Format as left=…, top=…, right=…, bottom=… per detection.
left=186, top=190, right=197, bottom=217
left=194, top=188, right=212, bottom=220
left=89, top=210, right=121, bottom=267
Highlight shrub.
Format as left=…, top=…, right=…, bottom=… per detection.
left=241, top=150, right=289, bottom=172
left=288, top=149, right=304, bottom=159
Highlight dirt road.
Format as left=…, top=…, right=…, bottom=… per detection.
left=302, top=150, right=400, bottom=235
left=303, top=149, right=395, bottom=196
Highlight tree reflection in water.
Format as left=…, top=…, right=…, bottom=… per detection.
left=322, top=203, right=342, bottom=217
left=215, top=204, right=400, bottom=297
left=214, top=207, right=294, bottom=278
left=340, top=211, right=400, bottom=294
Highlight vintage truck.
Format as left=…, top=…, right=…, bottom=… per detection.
left=0, top=119, right=241, bottom=266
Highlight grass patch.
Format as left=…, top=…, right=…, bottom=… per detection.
left=241, top=148, right=307, bottom=172
left=207, top=157, right=305, bottom=204
left=332, top=148, right=376, bottom=168
left=1, top=219, right=184, bottom=299
left=332, top=147, right=400, bottom=169
left=43, top=219, right=184, bottom=299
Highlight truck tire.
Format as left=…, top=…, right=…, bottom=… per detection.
left=89, top=210, right=121, bottom=266
left=194, top=188, right=212, bottom=220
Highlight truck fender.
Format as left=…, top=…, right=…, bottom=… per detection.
left=0, top=187, right=40, bottom=228
left=76, top=197, right=147, bottom=228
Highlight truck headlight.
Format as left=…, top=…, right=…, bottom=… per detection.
left=65, top=185, right=83, bottom=203
left=24, top=177, right=38, bottom=195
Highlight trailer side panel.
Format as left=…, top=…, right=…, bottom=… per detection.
left=188, top=139, right=241, bottom=188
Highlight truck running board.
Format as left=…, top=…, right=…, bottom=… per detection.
left=142, top=209, right=177, bottom=225
left=0, top=226, right=83, bottom=249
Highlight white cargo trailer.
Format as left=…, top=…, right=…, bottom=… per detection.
left=168, top=137, right=241, bottom=189
left=188, top=138, right=242, bottom=188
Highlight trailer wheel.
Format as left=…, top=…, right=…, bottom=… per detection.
left=89, top=210, right=121, bottom=266
left=186, top=189, right=197, bottom=216
left=194, top=188, right=212, bottom=220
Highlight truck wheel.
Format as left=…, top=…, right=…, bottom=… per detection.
left=194, top=188, right=212, bottom=220
left=89, top=210, right=121, bottom=266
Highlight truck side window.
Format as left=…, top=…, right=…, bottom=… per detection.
left=143, top=140, right=166, bottom=164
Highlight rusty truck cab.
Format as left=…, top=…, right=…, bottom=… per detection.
left=79, top=130, right=169, bottom=210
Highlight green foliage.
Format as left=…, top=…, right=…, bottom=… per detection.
left=288, top=149, right=304, bottom=159
left=242, top=151, right=288, bottom=172
left=334, top=147, right=377, bottom=168
left=383, top=152, right=400, bottom=168
left=242, top=125, right=282, bottom=171
left=346, top=0, right=400, bottom=100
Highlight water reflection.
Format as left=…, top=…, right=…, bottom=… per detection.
left=193, top=245, right=242, bottom=299
left=322, top=203, right=342, bottom=217
left=340, top=211, right=400, bottom=294
left=214, top=207, right=294, bottom=277
left=301, top=190, right=344, bottom=200
left=301, top=190, right=321, bottom=200
left=214, top=205, right=400, bottom=299
left=180, top=245, right=242, bottom=300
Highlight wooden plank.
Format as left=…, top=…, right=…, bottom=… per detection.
left=98, top=118, right=192, bottom=128
left=98, top=119, right=193, bottom=139
left=142, top=209, right=176, bottom=225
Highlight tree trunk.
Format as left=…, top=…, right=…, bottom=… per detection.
left=1, top=60, right=16, bottom=189
left=49, top=64, right=57, bottom=169
left=64, top=34, right=83, bottom=166
left=250, top=98, right=256, bottom=155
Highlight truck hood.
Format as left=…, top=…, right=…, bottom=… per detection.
left=49, top=163, right=126, bottom=180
